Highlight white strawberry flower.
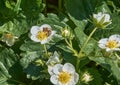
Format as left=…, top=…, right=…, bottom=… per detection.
left=98, top=34, right=120, bottom=52
left=50, top=63, right=79, bottom=85
left=2, top=33, right=18, bottom=46
left=30, top=24, right=56, bottom=44
left=46, top=51, right=61, bottom=75
left=93, top=12, right=112, bottom=28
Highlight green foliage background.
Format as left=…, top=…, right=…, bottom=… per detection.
left=0, top=0, right=120, bottom=85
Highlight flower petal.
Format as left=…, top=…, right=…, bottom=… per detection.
left=30, top=26, right=40, bottom=35
left=98, top=38, right=108, bottom=44
left=68, top=81, right=76, bottom=85
left=113, top=48, right=120, bottom=51
left=50, top=75, right=58, bottom=84
left=46, top=51, right=60, bottom=66
left=6, top=38, right=14, bottom=46
left=40, top=24, right=52, bottom=30
left=51, top=31, right=56, bottom=36
left=40, top=39, right=49, bottom=44
left=40, top=36, right=51, bottom=44
left=53, top=64, right=63, bottom=74
left=98, top=38, right=108, bottom=49
left=104, top=14, right=110, bottom=22
left=74, top=73, right=79, bottom=83
left=48, top=66, right=54, bottom=75
left=106, top=48, right=112, bottom=52
left=30, top=35, right=40, bottom=42
left=93, top=12, right=103, bottom=22
left=53, top=51, right=59, bottom=58
left=62, top=63, right=75, bottom=74
left=109, top=34, right=120, bottom=41
left=98, top=44, right=107, bottom=49
left=50, top=51, right=60, bottom=63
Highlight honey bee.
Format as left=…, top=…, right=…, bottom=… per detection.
left=43, top=27, right=52, bottom=36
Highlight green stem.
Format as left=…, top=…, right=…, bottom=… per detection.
left=44, top=44, right=48, bottom=56
left=58, top=0, right=62, bottom=13
left=65, top=39, right=78, bottom=56
left=43, top=0, right=47, bottom=16
left=29, top=80, right=34, bottom=85
left=115, top=52, right=120, bottom=60
left=78, top=27, right=98, bottom=57
left=76, top=58, right=80, bottom=72
left=9, top=79, right=26, bottom=85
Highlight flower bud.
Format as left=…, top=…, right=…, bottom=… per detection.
left=35, top=59, right=44, bottom=66
left=2, top=33, right=18, bottom=46
left=93, top=12, right=112, bottom=28
left=62, top=27, right=74, bottom=39
left=81, top=71, right=93, bottom=84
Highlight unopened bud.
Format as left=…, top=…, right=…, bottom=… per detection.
left=35, top=59, right=44, bottom=66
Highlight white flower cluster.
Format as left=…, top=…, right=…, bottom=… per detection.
left=46, top=51, right=79, bottom=85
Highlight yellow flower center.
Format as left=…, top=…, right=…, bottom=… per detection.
left=58, top=71, right=71, bottom=84
left=6, top=33, right=13, bottom=38
left=36, top=28, right=51, bottom=40
left=106, top=40, right=119, bottom=49
left=36, top=31, right=48, bottom=40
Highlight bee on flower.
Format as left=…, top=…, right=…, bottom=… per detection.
left=49, top=63, right=79, bottom=85
left=2, top=33, right=18, bottom=46
left=30, top=24, right=56, bottom=44
left=93, top=12, right=112, bottom=28
left=98, top=34, right=120, bottom=52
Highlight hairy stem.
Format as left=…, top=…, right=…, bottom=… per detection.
left=65, top=39, right=78, bottom=56
left=115, top=52, right=120, bottom=60
left=78, top=27, right=97, bottom=57
left=9, top=79, right=26, bottom=85
left=43, top=44, right=48, bottom=57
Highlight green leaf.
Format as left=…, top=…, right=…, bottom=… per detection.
left=0, top=18, right=28, bottom=37
left=61, top=51, right=77, bottom=66
left=5, top=0, right=21, bottom=12
left=0, top=48, right=18, bottom=84
left=20, top=51, right=47, bottom=80
left=20, top=40, right=43, bottom=51
left=68, top=14, right=87, bottom=30
left=0, top=0, right=22, bottom=23
left=38, top=13, right=66, bottom=31
left=56, top=44, right=73, bottom=53
left=20, top=51, right=42, bottom=69
left=64, top=0, right=104, bottom=28
left=89, top=57, right=120, bottom=84
left=74, top=27, right=97, bottom=56
left=95, top=1, right=111, bottom=13
left=0, top=61, right=11, bottom=83
left=21, top=0, right=45, bottom=19
left=24, top=63, right=48, bottom=80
